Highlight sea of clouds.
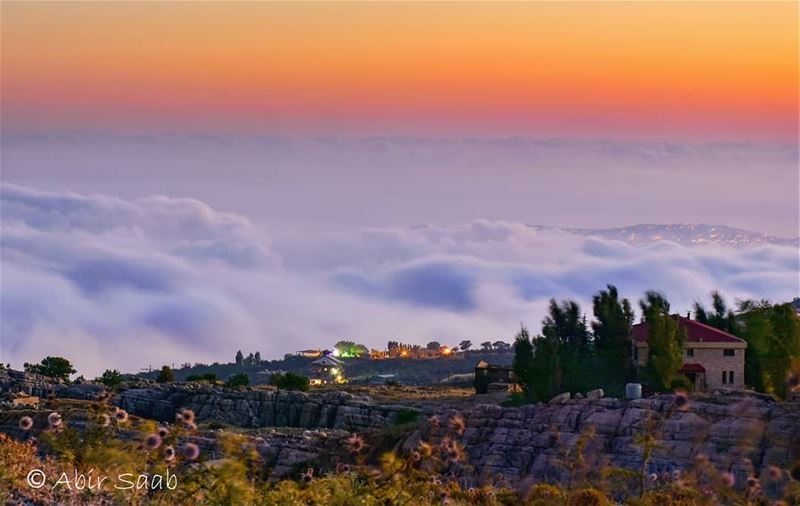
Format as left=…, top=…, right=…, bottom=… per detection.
left=1, top=183, right=798, bottom=376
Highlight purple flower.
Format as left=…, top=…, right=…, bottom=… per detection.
left=181, top=442, right=200, bottom=461
left=144, top=433, right=162, bottom=450
left=164, top=445, right=176, bottom=462
left=114, top=409, right=129, bottom=423
left=47, top=412, right=62, bottom=428
left=19, top=416, right=33, bottom=431
left=157, top=426, right=169, bottom=438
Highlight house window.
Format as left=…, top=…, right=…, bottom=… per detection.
left=722, top=371, right=727, bottom=384
left=723, top=349, right=735, bottom=357
left=729, top=371, right=734, bottom=384
left=686, top=349, right=694, bottom=357
left=633, top=347, right=638, bottom=360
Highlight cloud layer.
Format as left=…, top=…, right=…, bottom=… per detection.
left=1, top=184, right=797, bottom=376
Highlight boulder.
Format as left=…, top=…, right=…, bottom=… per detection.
left=548, top=392, right=571, bottom=404
left=586, top=388, right=604, bottom=400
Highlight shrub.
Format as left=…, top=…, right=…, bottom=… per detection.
left=394, top=409, right=419, bottom=425
left=156, top=365, right=175, bottom=383
left=270, top=372, right=310, bottom=391
left=97, top=369, right=123, bottom=387
left=23, top=356, right=76, bottom=381
left=225, top=373, right=250, bottom=389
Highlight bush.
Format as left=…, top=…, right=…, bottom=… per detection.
left=186, top=373, right=217, bottom=383
left=97, top=369, right=123, bottom=387
left=669, top=374, right=694, bottom=392
left=156, top=365, right=175, bottom=383
left=225, top=373, right=250, bottom=389
left=23, top=356, right=76, bottom=381
left=394, top=409, right=419, bottom=425
left=270, top=372, right=309, bottom=391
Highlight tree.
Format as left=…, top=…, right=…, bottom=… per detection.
left=246, top=352, right=255, bottom=365
left=334, top=340, right=369, bottom=358
left=639, top=292, right=686, bottom=391
left=737, top=300, right=800, bottom=398
left=694, top=291, right=739, bottom=335
left=481, top=341, right=493, bottom=352
left=512, top=327, right=535, bottom=399
left=426, top=341, right=441, bottom=351
left=459, top=340, right=472, bottom=352
left=270, top=372, right=310, bottom=392
left=156, top=365, right=175, bottom=384
left=97, top=369, right=123, bottom=387
left=592, top=285, right=635, bottom=392
left=254, top=351, right=262, bottom=364
left=226, top=373, right=250, bottom=389
left=235, top=350, right=244, bottom=365
left=24, top=356, right=76, bottom=381
left=542, top=299, right=591, bottom=394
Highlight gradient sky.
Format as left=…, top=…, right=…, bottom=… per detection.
left=2, top=1, right=798, bottom=140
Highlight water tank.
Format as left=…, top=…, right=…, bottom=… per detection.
left=625, top=383, right=642, bottom=400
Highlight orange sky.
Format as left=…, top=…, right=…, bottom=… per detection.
left=2, top=1, right=797, bottom=139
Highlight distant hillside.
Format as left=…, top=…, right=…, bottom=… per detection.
left=530, top=223, right=798, bottom=247
left=136, top=352, right=513, bottom=386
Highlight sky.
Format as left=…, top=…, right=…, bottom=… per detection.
left=1, top=1, right=798, bottom=375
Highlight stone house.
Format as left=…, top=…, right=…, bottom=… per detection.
left=309, top=355, right=345, bottom=385
left=632, top=315, right=746, bottom=391
left=474, top=360, right=515, bottom=394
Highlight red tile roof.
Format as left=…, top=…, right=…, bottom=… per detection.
left=679, top=363, right=706, bottom=373
left=633, top=316, right=745, bottom=344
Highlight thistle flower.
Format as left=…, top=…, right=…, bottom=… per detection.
left=302, top=468, right=314, bottom=483
left=144, top=433, right=162, bottom=450
left=721, top=472, right=735, bottom=487
left=411, top=450, right=421, bottom=462
left=180, top=409, right=195, bottom=424
left=768, top=465, right=783, bottom=481
left=746, top=476, right=759, bottom=488
left=449, top=415, right=466, bottom=436
left=418, top=441, right=433, bottom=458
left=649, top=473, right=659, bottom=483
left=98, top=414, right=111, bottom=427
left=673, top=391, right=689, bottom=411
left=157, top=426, right=169, bottom=438
left=164, top=446, right=176, bottom=462
left=428, top=415, right=441, bottom=428
left=47, top=412, right=62, bottom=428
left=181, top=442, right=200, bottom=461
left=19, top=416, right=33, bottom=431
left=344, top=434, right=366, bottom=453
left=114, top=409, right=129, bottom=423
left=672, top=469, right=682, bottom=481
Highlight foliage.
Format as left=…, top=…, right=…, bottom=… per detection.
left=737, top=300, right=800, bottom=398
left=542, top=299, right=592, bottom=395
left=97, top=369, right=124, bottom=387
left=334, top=340, right=369, bottom=358
left=235, top=350, right=244, bottom=365
left=394, top=409, right=419, bottom=425
left=156, top=365, right=175, bottom=383
left=426, top=341, right=442, bottom=351
left=592, top=285, right=635, bottom=395
left=639, top=292, right=686, bottom=391
left=270, top=372, right=310, bottom=391
left=226, top=372, right=250, bottom=388
left=186, top=372, right=218, bottom=382
left=512, top=327, right=535, bottom=400
left=459, top=340, right=473, bottom=351
left=693, top=291, right=739, bottom=335
left=23, top=356, right=76, bottom=381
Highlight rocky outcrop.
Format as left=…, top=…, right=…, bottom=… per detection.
left=410, top=392, right=800, bottom=489
left=116, top=384, right=418, bottom=431
left=0, top=368, right=108, bottom=401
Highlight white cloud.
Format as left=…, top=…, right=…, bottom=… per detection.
left=1, top=184, right=797, bottom=376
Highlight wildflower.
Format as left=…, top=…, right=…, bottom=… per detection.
left=344, top=434, right=366, bottom=454
left=428, top=415, right=441, bottom=428
left=673, top=391, right=689, bottom=411
left=181, top=442, right=200, bottom=461
left=787, top=372, right=800, bottom=390
left=98, top=414, right=110, bottom=427
left=19, top=416, right=33, bottom=431
left=114, top=409, right=129, bottom=423
left=649, top=473, right=658, bottom=483
left=411, top=450, right=421, bottom=462
left=767, top=465, right=783, bottom=481
left=449, top=415, right=466, bottom=436
left=747, top=476, right=759, bottom=488
left=302, top=468, right=314, bottom=483
left=143, top=433, right=162, bottom=450
left=721, top=472, right=735, bottom=487
left=180, top=409, right=195, bottom=424
left=672, top=469, right=682, bottom=481
left=157, top=426, right=169, bottom=438
left=47, top=412, right=62, bottom=428
left=417, top=441, right=433, bottom=458
left=164, top=446, right=176, bottom=462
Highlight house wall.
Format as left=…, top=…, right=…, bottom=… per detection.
left=633, top=343, right=745, bottom=390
